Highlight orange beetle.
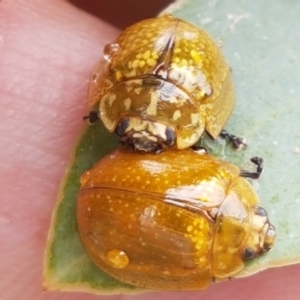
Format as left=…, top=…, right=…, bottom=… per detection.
left=86, top=14, right=243, bottom=152
left=77, top=148, right=275, bottom=290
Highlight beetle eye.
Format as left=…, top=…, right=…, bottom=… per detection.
left=165, top=127, right=175, bottom=146
left=243, top=248, right=256, bottom=260
left=116, top=119, right=130, bottom=136
left=254, top=206, right=267, bottom=217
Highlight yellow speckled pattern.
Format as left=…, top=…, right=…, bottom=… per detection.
left=88, top=14, right=235, bottom=149
left=77, top=148, right=275, bottom=290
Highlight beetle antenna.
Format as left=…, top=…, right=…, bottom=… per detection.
left=83, top=111, right=99, bottom=124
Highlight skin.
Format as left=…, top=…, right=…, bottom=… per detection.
left=0, top=0, right=299, bottom=299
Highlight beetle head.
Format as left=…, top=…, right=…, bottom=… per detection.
left=243, top=206, right=276, bottom=261
left=116, top=117, right=175, bottom=152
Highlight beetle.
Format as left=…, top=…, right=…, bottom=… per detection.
left=77, top=147, right=275, bottom=290
left=86, top=14, right=245, bottom=152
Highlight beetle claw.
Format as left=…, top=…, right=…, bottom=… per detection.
left=240, top=156, right=264, bottom=179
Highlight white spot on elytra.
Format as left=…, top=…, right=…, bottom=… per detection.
left=191, top=113, right=200, bottom=126
left=173, top=110, right=182, bottom=121
left=107, top=93, right=117, bottom=106
left=146, top=93, right=158, bottom=116
left=124, top=98, right=131, bottom=110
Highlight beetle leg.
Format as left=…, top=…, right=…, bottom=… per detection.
left=83, top=110, right=99, bottom=124
left=154, top=147, right=164, bottom=154
left=240, top=157, right=264, bottom=179
left=190, top=144, right=207, bottom=153
left=220, top=129, right=247, bottom=150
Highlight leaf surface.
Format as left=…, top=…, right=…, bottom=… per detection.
left=44, top=0, right=300, bottom=294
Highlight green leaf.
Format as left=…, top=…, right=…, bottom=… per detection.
left=44, top=0, right=300, bottom=294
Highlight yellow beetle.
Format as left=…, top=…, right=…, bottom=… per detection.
left=77, top=147, right=275, bottom=290
left=87, top=14, right=243, bottom=152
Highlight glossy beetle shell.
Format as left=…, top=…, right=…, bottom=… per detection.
left=88, top=14, right=234, bottom=151
left=77, top=148, right=275, bottom=290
